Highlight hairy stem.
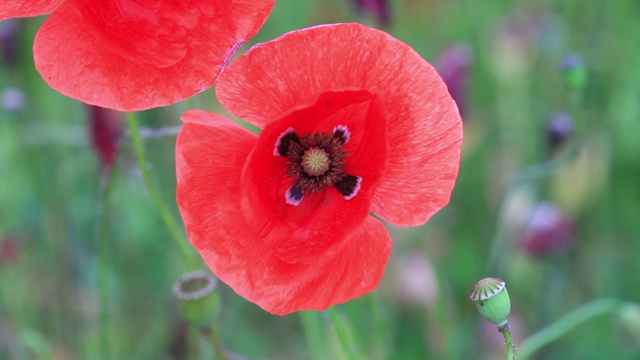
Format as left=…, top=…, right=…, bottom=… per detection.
left=498, top=322, right=515, bottom=360
left=125, top=112, right=196, bottom=269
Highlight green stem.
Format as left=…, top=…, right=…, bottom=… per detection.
left=200, top=326, right=233, bottom=360
left=300, top=311, right=326, bottom=360
left=498, top=323, right=515, bottom=360
left=96, top=159, right=121, bottom=359
left=518, top=299, right=622, bottom=360
left=368, top=293, right=393, bottom=359
left=328, top=307, right=359, bottom=360
left=488, top=142, right=579, bottom=273
left=125, top=112, right=196, bottom=269
left=488, top=79, right=587, bottom=274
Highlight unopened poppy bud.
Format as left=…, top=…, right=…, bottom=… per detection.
left=520, top=202, right=575, bottom=257
left=351, top=0, right=391, bottom=26
left=0, top=87, right=25, bottom=112
left=470, top=278, right=511, bottom=326
left=547, top=112, right=573, bottom=150
left=0, top=234, right=18, bottom=265
left=437, top=44, right=472, bottom=117
left=173, top=270, right=220, bottom=327
left=0, top=19, right=20, bottom=66
left=87, top=105, right=123, bottom=171
left=559, top=54, right=586, bottom=92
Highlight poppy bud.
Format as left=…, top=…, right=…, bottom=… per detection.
left=0, top=234, right=18, bottom=265
left=0, top=19, right=19, bottom=66
left=520, top=202, right=575, bottom=257
left=470, top=278, right=511, bottom=326
left=0, top=87, right=25, bottom=111
left=546, top=112, right=573, bottom=151
left=559, top=54, right=586, bottom=92
left=436, top=44, right=471, bottom=117
left=351, top=0, right=391, bottom=26
left=86, top=105, right=123, bottom=171
left=172, top=270, right=221, bottom=327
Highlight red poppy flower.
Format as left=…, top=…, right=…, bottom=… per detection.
left=176, top=23, right=463, bottom=315
left=0, top=0, right=274, bottom=111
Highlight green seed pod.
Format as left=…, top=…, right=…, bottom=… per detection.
left=173, top=270, right=221, bottom=327
left=470, top=278, right=511, bottom=326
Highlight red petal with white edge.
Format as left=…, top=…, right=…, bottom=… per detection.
left=33, top=0, right=274, bottom=111
left=177, top=109, right=391, bottom=314
left=216, top=23, right=463, bottom=227
left=0, top=0, right=61, bottom=20
left=242, top=90, right=387, bottom=264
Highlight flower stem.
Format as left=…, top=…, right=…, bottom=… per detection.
left=498, top=322, right=515, bottom=360
left=487, top=142, right=580, bottom=273
left=368, top=293, right=393, bottom=359
left=328, top=307, right=359, bottom=360
left=125, top=112, right=196, bottom=269
left=488, top=79, right=587, bottom=274
left=200, top=326, right=235, bottom=360
left=96, top=156, right=121, bottom=359
left=518, top=299, right=622, bottom=360
left=300, top=311, right=326, bottom=360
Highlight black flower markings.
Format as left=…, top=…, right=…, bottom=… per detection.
left=274, top=127, right=300, bottom=156
left=335, top=175, right=362, bottom=200
left=273, top=125, right=361, bottom=205
left=332, top=124, right=350, bottom=144
left=285, top=186, right=304, bottom=206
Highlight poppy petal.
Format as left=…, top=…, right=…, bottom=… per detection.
left=175, top=109, right=260, bottom=277
left=241, top=91, right=388, bottom=264
left=263, top=215, right=392, bottom=314
left=216, top=23, right=463, bottom=227
left=74, top=0, right=195, bottom=68
left=33, top=0, right=275, bottom=111
left=176, top=110, right=391, bottom=314
left=0, top=0, right=62, bottom=20
left=239, top=90, right=374, bottom=236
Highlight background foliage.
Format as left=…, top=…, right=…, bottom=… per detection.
left=1, top=0, right=640, bottom=359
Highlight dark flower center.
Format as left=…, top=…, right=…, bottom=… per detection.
left=273, top=126, right=361, bottom=205
left=286, top=132, right=346, bottom=193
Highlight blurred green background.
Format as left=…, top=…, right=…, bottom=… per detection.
left=1, top=0, right=640, bottom=359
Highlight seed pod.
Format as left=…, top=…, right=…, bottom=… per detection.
left=173, top=270, right=221, bottom=327
left=470, top=278, right=511, bottom=326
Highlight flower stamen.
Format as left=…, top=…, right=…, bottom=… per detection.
left=274, top=126, right=362, bottom=205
